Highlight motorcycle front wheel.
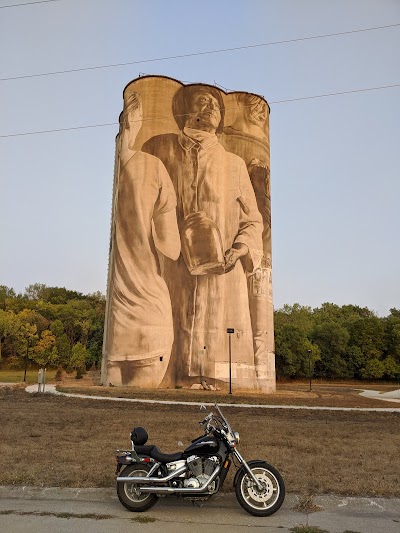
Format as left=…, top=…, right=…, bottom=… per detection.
left=235, top=462, right=285, bottom=517
left=117, top=464, right=158, bottom=512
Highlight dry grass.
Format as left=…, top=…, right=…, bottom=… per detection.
left=131, top=516, right=158, bottom=523
left=0, top=387, right=399, bottom=497
left=293, top=494, right=324, bottom=514
left=55, top=371, right=400, bottom=410
left=290, top=526, right=328, bottom=533
left=0, top=369, right=56, bottom=385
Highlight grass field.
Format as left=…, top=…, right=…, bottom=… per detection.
left=55, top=370, right=400, bottom=410
left=0, top=386, right=399, bottom=497
left=0, top=369, right=56, bottom=384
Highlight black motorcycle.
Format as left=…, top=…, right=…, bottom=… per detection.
left=115, top=404, right=285, bottom=517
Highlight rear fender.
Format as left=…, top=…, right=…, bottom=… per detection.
left=233, top=459, right=266, bottom=487
left=116, top=454, right=134, bottom=466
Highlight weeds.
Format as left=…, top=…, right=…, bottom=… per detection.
left=291, top=527, right=328, bottom=533
left=131, top=516, right=158, bottom=523
left=293, top=494, right=324, bottom=514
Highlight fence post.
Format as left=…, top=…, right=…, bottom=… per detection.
left=38, top=368, right=43, bottom=393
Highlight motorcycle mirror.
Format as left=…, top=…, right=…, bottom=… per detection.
left=200, top=404, right=207, bottom=412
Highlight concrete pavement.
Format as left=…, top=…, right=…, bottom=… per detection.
left=0, top=485, right=399, bottom=533
left=358, top=388, right=400, bottom=403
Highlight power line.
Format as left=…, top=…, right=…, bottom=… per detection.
left=1, top=22, right=399, bottom=82
left=269, top=83, right=400, bottom=104
left=0, top=121, right=116, bottom=138
left=1, top=83, right=399, bottom=139
left=0, top=0, right=60, bottom=8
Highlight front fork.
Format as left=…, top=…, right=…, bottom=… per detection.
left=233, top=449, right=263, bottom=490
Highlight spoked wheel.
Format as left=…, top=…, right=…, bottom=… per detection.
left=235, top=462, right=285, bottom=517
left=117, top=464, right=158, bottom=512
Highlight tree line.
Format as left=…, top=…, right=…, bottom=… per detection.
left=275, top=303, right=400, bottom=381
left=1, top=284, right=399, bottom=381
left=0, top=284, right=105, bottom=374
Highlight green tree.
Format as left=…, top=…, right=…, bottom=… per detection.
left=344, top=345, right=368, bottom=379
left=275, top=324, right=305, bottom=378
left=70, top=342, right=88, bottom=370
left=383, top=355, right=400, bottom=380
left=0, top=285, right=16, bottom=310
left=384, top=309, right=400, bottom=363
left=86, top=326, right=104, bottom=368
left=0, top=310, right=19, bottom=362
left=49, top=320, right=71, bottom=368
left=14, top=321, right=39, bottom=371
left=347, top=316, right=385, bottom=359
left=274, top=304, right=317, bottom=379
left=57, top=334, right=72, bottom=367
left=17, top=309, right=49, bottom=336
left=32, top=330, right=57, bottom=367
left=57, top=300, right=93, bottom=346
left=361, top=358, right=385, bottom=379
left=312, top=320, right=350, bottom=379
left=24, top=283, right=48, bottom=301
left=42, top=286, right=84, bottom=304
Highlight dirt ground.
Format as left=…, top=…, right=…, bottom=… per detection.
left=0, top=386, right=399, bottom=497
left=55, top=371, right=400, bottom=409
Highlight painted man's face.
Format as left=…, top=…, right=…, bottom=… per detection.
left=125, top=105, right=143, bottom=148
left=185, top=91, right=222, bottom=132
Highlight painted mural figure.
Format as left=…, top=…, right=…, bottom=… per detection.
left=103, top=91, right=180, bottom=387
left=142, top=85, right=263, bottom=386
left=222, top=93, right=271, bottom=253
left=221, top=92, right=273, bottom=380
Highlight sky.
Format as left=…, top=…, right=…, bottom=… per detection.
left=0, top=0, right=399, bottom=316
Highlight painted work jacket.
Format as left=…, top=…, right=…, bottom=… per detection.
left=142, top=131, right=263, bottom=385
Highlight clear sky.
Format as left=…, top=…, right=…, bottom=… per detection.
left=1, top=0, right=399, bottom=316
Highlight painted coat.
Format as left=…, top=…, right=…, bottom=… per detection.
left=142, top=131, right=263, bottom=385
left=106, top=151, right=177, bottom=365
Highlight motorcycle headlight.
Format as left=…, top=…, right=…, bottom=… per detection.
left=234, top=431, right=240, bottom=444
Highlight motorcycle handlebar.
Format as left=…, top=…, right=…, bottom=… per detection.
left=199, top=406, right=235, bottom=441
left=199, top=412, right=213, bottom=426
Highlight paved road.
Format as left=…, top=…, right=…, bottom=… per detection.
left=0, top=486, right=399, bottom=533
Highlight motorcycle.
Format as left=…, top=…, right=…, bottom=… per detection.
left=115, top=403, right=285, bottom=517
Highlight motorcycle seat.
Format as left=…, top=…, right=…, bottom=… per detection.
left=135, top=445, right=183, bottom=464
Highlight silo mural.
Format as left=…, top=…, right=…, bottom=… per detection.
left=101, top=75, right=275, bottom=393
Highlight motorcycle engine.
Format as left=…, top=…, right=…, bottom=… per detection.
left=184, top=456, right=219, bottom=488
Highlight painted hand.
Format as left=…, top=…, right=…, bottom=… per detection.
left=224, top=243, right=249, bottom=273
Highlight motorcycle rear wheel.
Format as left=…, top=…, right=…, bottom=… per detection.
left=117, top=464, right=158, bottom=512
left=235, top=462, right=285, bottom=517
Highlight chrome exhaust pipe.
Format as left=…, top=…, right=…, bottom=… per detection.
left=117, top=465, right=187, bottom=484
left=138, top=466, right=221, bottom=494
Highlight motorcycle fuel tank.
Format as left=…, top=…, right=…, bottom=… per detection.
left=184, top=436, right=219, bottom=456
